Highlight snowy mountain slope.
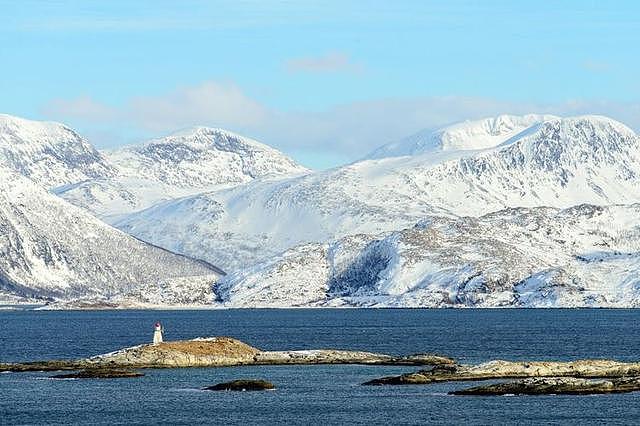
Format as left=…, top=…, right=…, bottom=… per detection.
left=215, top=204, right=640, bottom=307
left=0, top=165, right=223, bottom=306
left=108, top=126, right=309, bottom=187
left=0, top=114, right=116, bottom=188
left=56, top=126, right=310, bottom=217
left=365, top=114, right=557, bottom=159
left=114, top=115, right=640, bottom=272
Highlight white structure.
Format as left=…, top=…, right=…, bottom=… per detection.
left=153, top=322, right=163, bottom=345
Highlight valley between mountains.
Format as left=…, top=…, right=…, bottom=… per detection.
left=1, top=112, right=639, bottom=308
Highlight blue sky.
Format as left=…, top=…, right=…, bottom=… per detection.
left=1, top=0, right=639, bottom=168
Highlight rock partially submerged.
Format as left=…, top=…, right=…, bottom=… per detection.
left=0, top=361, right=84, bottom=373
left=363, top=360, right=640, bottom=386
left=451, top=377, right=640, bottom=395
left=0, top=337, right=454, bottom=372
left=204, top=379, right=275, bottom=391
left=50, top=369, right=144, bottom=379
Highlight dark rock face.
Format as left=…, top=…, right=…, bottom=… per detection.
left=450, top=377, right=640, bottom=396
left=50, top=369, right=144, bottom=379
left=203, top=379, right=275, bottom=391
left=363, top=364, right=459, bottom=386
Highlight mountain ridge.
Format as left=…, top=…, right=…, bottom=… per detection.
left=114, top=115, right=640, bottom=274
left=365, top=113, right=558, bottom=159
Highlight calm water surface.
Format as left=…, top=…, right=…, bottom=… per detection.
left=1, top=308, right=639, bottom=425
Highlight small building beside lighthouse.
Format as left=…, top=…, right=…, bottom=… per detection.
left=153, top=322, right=164, bottom=345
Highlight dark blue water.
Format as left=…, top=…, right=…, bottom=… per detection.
left=1, top=309, right=640, bottom=425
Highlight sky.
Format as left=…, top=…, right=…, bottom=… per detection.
left=1, top=0, right=639, bottom=169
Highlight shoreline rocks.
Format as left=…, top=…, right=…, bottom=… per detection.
left=0, top=337, right=455, bottom=372
left=204, top=379, right=275, bottom=391
left=363, top=360, right=640, bottom=386
left=50, top=369, right=144, bottom=379
left=450, top=377, right=640, bottom=395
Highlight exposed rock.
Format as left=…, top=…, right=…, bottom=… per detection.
left=363, top=360, right=640, bottom=385
left=252, top=350, right=454, bottom=366
left=0, top=337, right=455, bottom=372
left=50, top=369, right=144, bottom=379
left=84, top=337, right=261, bottom=368
left=203, top=379, right=275, bottom=391
left=450, top=377, right=640, bottom=395
left=0, top=361, right=84, bottom=373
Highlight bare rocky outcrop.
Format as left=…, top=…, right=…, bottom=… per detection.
left=451, top=377, right=640, bottom=395
left=0, top=337, right=454, bottom=372
left=84, top=337, right=261, bottom=368
left=363, top=359, right=640, bottom=385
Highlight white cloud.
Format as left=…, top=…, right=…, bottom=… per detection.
left=128, top=81, right=270, bottom=132
left=42, top=95, right=117, bottom=122
left=43, top=82, right=270, bottom=132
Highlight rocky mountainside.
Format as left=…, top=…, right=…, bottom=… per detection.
left=0, top=165, right=223, bottom=306
left=215, top=204, right=640, bottom=307
left=0, top=114, right=115, bottom=188
left=114, top=115, right=640, bottom=273
left=57, top=127, right=310, bottom=218
left=109, top=126, right=309, bottom=187
left=365, top=114, right=557, bottom=159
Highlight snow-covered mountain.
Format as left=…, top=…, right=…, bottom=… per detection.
left=215, top=204, right=640, bottom=307
left=0, top=114, right=115, bottom=188
left=114, top=115, right=640, bottom=273
left=365, top=114, right=557, bottom=159
left=57, top=126, right=310, bottom=218
left=109, top=126, right=309, bottom=186
left=4, top=112, right=639, bottom=308
left=0, top=165, right=223, bottom=306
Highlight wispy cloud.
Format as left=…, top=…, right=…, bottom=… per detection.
left=128, top=82, right=270, bottom=131
left=42, top=95, right=118, bottom=122
left=285, top=52, right=363, bottom=74
left=43, top=82, right=270, bottom=132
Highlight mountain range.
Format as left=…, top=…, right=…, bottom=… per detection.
left=1, top=112, right=639, bottom=307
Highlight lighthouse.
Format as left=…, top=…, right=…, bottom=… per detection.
left=153, top=322, right=164, bottom=345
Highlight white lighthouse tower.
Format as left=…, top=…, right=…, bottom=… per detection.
left=153, top=322, right=164, bottom=345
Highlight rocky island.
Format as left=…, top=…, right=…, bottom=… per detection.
left=363, top=359, right=640, bottom=385
left=450, top=377, right=640, bottom=396
left=0, top=336, right=454, bottom=372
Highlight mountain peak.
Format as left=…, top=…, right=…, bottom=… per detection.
left=0, top=113, right=115, bottom=189
left=365, top=113, right=558, bottom=159
left=148, top=125, right=277, bottom=154
left=498, top=115, right=638, bottom=154
left=84, top=126, right=311, bottom=203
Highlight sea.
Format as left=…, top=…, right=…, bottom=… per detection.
left=1, top=308, right=640, bottom=425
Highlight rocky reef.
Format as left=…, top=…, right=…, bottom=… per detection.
left=451, top=377, right=640, bottom=395
left=204, top=379, right=275, bottom=391
left=50, top=369, right=144, bottom=379
left=0, top=337, right=454, bottom=372
left=363, top=359, right=640, bottom=385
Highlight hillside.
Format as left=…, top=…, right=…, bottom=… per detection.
left=0, top=165, right=223, bottom=306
